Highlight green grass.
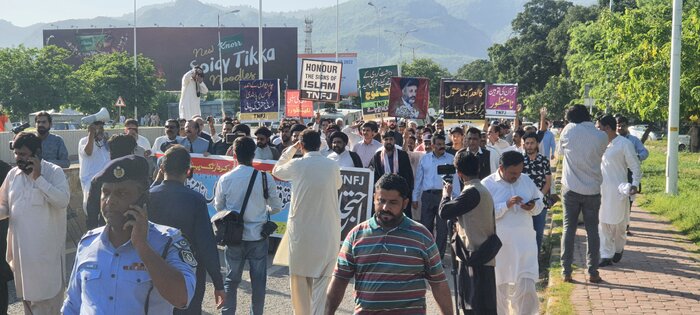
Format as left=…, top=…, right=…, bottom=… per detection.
left=540, top=203, right=576, bottom=315
left=636, top=141, right=700, bottom=248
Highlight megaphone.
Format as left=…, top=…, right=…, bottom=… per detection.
left=81, top=107, right=111, bottom=125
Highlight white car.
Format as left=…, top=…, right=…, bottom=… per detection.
left=628, top=125, right=660, bottom=141
left=679, top=134, right=690, bottom=151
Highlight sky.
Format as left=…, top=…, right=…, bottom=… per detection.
left=2, top=0, right=348, bottom=27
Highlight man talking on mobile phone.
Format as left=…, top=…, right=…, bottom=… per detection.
left=0, top=132, right=70, bottom=314
left=62, top=155, right=197, bottom=315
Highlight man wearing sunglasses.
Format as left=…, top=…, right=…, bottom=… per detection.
left=153, top=119, right=184, bottom=154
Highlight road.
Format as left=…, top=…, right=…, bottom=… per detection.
left=7, top=245, right=453, bottom=314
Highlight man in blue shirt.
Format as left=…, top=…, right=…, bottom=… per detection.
left=179, top=120, right=211, bottom=155
left=411, top=134, right=460, bottom=259
left=34, top=111, right=70, bottom=168
left=150, top=145, right=226, bottom=314
left=62, top=155, right=197, bottom=314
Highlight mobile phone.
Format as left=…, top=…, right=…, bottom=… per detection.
left=127, top=194, right=149, bottom=221
left=525, top=197, right=540, bottom=205
left=437, top=164, right=456, bottom=175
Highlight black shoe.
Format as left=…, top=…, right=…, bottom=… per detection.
left=612, top=251, right=623, bottom=263
left=599, top=259, right=613, bottom=267
left=626, top=230, right=633, bottom=236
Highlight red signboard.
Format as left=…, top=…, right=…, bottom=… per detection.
left=285, top=89, right=314, bottom=118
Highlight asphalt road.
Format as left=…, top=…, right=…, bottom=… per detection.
left=7, top=246, right=454, bottom=314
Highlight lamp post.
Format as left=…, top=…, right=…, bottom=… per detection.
left=368, top=2, right=386, bottom=66
left=666, top=0, right=682, bottom=195
left=336, top=0, right=339, bottom=61
left=384, top=28, right=417, bottom=64
left=133, top=0, right=138, bottom=119
left=259, top=0, right=264, bottom=79
left=218, top=10, right=241, bottom=119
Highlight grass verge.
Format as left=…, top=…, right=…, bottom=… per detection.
left=636, top=140, right=700, bottom=249
left=539, top=203, right=576, bottom=315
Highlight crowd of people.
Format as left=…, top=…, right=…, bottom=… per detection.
left=0, top=102, right=649, bottom=314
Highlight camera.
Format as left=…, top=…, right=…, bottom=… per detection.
left=11, top=122, right=30, bottom=134
left=437, top=164, right=456, bottom=184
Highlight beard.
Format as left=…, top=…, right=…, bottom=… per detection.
left=384, top=143, right=395, bottom=151
left=257, top=141, right=267, bottom=148
left=37, top=127, right=49, bottom=135
left=332, top=146, right=344, bottom=154
left=376, top=210, right=402, bottom=228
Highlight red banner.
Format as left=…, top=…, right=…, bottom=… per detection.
left=285, top=89, right=314, bottom=118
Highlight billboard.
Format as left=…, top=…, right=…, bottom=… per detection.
left=239, top=79, right=280, bottom=121
left=358, top=65, right=398, bottom=121
left=486, top=84, right=519, bottom=119
left=299, top=59, right=343, bottom=102
left=43, top=27, right=298, bottom=91
left=297, top=53, right=358, bottom=97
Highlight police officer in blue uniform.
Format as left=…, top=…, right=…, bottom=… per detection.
left=62, top=155, right=197, bottom=315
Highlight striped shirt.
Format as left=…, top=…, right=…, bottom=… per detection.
left=334, top=215, right=447, bottom=314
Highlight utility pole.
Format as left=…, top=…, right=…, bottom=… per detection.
left=666, top=0, right=682, bottom=195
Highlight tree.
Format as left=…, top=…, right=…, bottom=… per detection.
left=521, top=75, right=579, bottom=121
left=598, top=0, right=637, bottom=13
left=68, top=52, right=164, bottom=117
left=567, top=0, right=700, bottom=121
left=400, top=58, right=451, bottom=108
left=455, top=59, right=498, bottom=82
left=0, top=46, right=73, bottom=121
left=488, top=0, right=574, bottom=96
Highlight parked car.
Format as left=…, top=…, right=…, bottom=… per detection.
left=679, top=134, right=690, bottom=151
left=629, top=124, right=660, bottom=141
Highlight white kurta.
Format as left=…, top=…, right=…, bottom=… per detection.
left=600, top=136, right=641, bottom=225
left=481, top=172, right=543, bottom=285
left=0, top=161, right=69, bottom=301
left=178, top=69, right=208, bottom=119
left=78, top=136, right=110, bottom=210
left=272, top=148, right=342, bottom=278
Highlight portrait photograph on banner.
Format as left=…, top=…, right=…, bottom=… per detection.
left=387, top=77, right=429, bottom=119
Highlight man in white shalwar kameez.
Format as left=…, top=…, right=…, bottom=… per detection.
left=272, top=129, right=342, bottom=315
left=0, top=133, right=69, bottom=314
left=596, top=115, right=641, bottom=266
left=482, top=151, right=544, bottom=315
left=178, top=66, right=208, bottom=119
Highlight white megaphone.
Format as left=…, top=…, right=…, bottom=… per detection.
left=81, top=107, right=111, bottom=125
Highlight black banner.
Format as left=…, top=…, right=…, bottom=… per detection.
left=440, top=80, right=486, bottom=120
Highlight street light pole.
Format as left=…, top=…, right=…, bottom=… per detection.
left=259, top=0, right=263, bottom=79
left=385, top=29, right=417, bottom=64
left=218, top=10, right=240, bottom=120
left=336, top=0, right=339, bottom=61
left=368, top=2, right=386, bottom=66
left=133, top=0, right=138, bottom=119
left=666, top=0, right=682, bottom=195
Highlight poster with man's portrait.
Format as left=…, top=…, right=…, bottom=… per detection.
left=388, top=77, right=429, bottom=119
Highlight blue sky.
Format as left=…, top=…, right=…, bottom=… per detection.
left=2, top=0, right=347, bottom=27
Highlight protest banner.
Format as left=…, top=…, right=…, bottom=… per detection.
left=239, top=79, right=280, bottom=121
left=285, top=89, right=314, bottom=118
left=388, top=77, right=430, bottom=119
left=183, top=154, right=374, bottom=240
left=440, top=80, right=486, bottom=127
left=486, top=84, right=519, bottom=119
left=299, top=59, right=343, bottom=102
left=298, top=53, right=358, bottom=97
left=358, top=65, right=398, bottom=121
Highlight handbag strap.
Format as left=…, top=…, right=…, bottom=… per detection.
left=261, top=171, right=269, bottom=199
left=239, top=169, right=258, bottom=219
